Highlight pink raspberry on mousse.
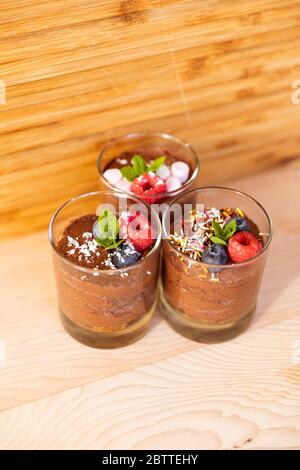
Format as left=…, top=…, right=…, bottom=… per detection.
left=228, top=231, right=262, bottom=263
left=119, top=211, right=156, bottom=252
left=131, top=172, right=166, bottom=204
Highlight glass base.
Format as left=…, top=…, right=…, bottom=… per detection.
left=59, top=303, right=156, bottom=349
left=160, top=286, right=254, bottom=343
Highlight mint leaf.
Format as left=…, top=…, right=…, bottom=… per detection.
left=211, top=236, right=227, bottom=246
left=148, top=156, right=166, bottom=172
left=99, top=209, right=119, bottom=240
left=132, top=154, right=147, bottom=177
left=212, top=220, right=224, bottom=240
left=120, top=154, right=166, bottom=181
left=96, top=238, right=115, bottom=248
left=224, top=218, right=236, bottom=241
left=120, top=166, right=136, bottom=182
left=95, top=209, right=119, bottom=247
left=105, top=239, right=124, bottom=251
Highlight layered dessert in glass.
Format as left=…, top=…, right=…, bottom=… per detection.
left=97, top=132, right=199, bottom=206
left=49, top=191, right=161, bottom=348
left=161, top=187, right=272, bottom=342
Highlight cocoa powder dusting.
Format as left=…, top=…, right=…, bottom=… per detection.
left=57, top=214, right=116, bottom=270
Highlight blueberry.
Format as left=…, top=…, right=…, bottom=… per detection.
left=226, top=216, right=250, bottom=233
left=93, top=218, right=116, bottom=243
left=202, top=244, right=228, bottom=265
left=112, top=242, right=140, bottom=268
left=92, top=220, right=101, bottom=241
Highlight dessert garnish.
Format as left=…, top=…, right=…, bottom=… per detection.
left=91, top=208, right=155, bottom=268
left=226, top=216, right=250, bottom=233
left=120, top=154, right=166, bottom=181
left=119, top=211, right=155, bottom=252
left=202, top=244, right=228, bottom=265
left=95, top=208, right=155, bottom=267
left=169, top=207, right=262, bottom=265
left=210, top=218, right=237, bottom=246
left=228, top=231, right=262, bottom=263
left=112, top=241, right=141, bottom=269
left=58, top=209, right=155, bottom=271
left=103, top=154, right=191, bottom=200
left=131, top=172, right=167, bottom=204
left=93, top=209, right=124, bottom=250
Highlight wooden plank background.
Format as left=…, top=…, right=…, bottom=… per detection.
left=1, top=0, right=300, bottom=239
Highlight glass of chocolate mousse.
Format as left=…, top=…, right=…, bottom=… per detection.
left=49, top=191, right=161, bottom=348
left=161, top=187, right=272, bottom=343
left=97, top=132, right=199, bottom=206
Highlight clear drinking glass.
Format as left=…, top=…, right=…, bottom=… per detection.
left=161, top=187, right=272, bottom=342
left=49, top=191, right=161, bottom=348
left=97, top=132, right=199, bottom=206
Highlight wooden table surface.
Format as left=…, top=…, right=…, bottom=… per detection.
left=0, top=162, right=299, bottom=450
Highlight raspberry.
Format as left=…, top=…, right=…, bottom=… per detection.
left=131, top=172, right=166, bottom=204
left=119, top=211, right=155, bottom=252
left=228, top=231, right=262, bottom=263
left=130, top=174, right=149, bottom=196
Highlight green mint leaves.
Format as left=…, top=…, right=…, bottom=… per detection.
left=212, top=220, right=224, bottom=240
left=120, top=154, right=166, bottom=182
left=103, top=239, right=124, bottom=250
left=211, top=218, right=236, bottom=246
left=210, top=236, right=227, bottom=246
left=132, top=154, right=147, bottom=176
left=119, top=166, right=136, bottom=182
left=223, top=218, right=237, bottom=240
left=94, top=209, right=123, bottom=250
left=148, top=156, right=166, bottom=172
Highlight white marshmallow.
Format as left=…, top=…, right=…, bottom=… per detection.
left=115, top=179, right=131, bottom=192
left=103, top=168, right=122, bottom=185
left=166, top=176, right=182, bottom=192
left=171, top=161, right=190, bottom=183
left=156, top=164, right=171, bottom=181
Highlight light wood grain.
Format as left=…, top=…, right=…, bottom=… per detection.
left=0, top=165, right=300, bottom=424
left=1, top=0, right=300, bottom=238
left=0, top=316, right=299, bottom=450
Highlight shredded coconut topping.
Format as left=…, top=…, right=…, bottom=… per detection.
left=102, top=257, right=116, bottom=270
left=67, top=236, right=79, bottom=248
left=67, top=234, right=99, bottom=261
left=82, top=232, right=92, bottom=239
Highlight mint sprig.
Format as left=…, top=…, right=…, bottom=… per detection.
left=148, top=156, right=166, bottom=172
left=104, top=239, right=124, bottom=250
left=211, top=218, right=236, bottom=246
left=119, top=166, right=136, bottom=182
left=120, top=154, right=166, bottom=182
left=224, top=218, right=237, bottom=241
left=212, top=220, right=225, bottom=240
left=132, top=154, right=147, bottom=176
left=210, top=236, right=227, bottom=246
left=94, top=209, right=124, bottom=250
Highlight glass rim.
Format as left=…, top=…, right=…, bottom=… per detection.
left=97, top=131, right=199, bottom=197
left=49, top=190, right=162, bottom=274
left=162, top=186, right=273, bottom=268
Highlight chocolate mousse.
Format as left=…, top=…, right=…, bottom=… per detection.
left=52, top=209, right=160, bottom=348
left=161, top=206, right=268, bottom=342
